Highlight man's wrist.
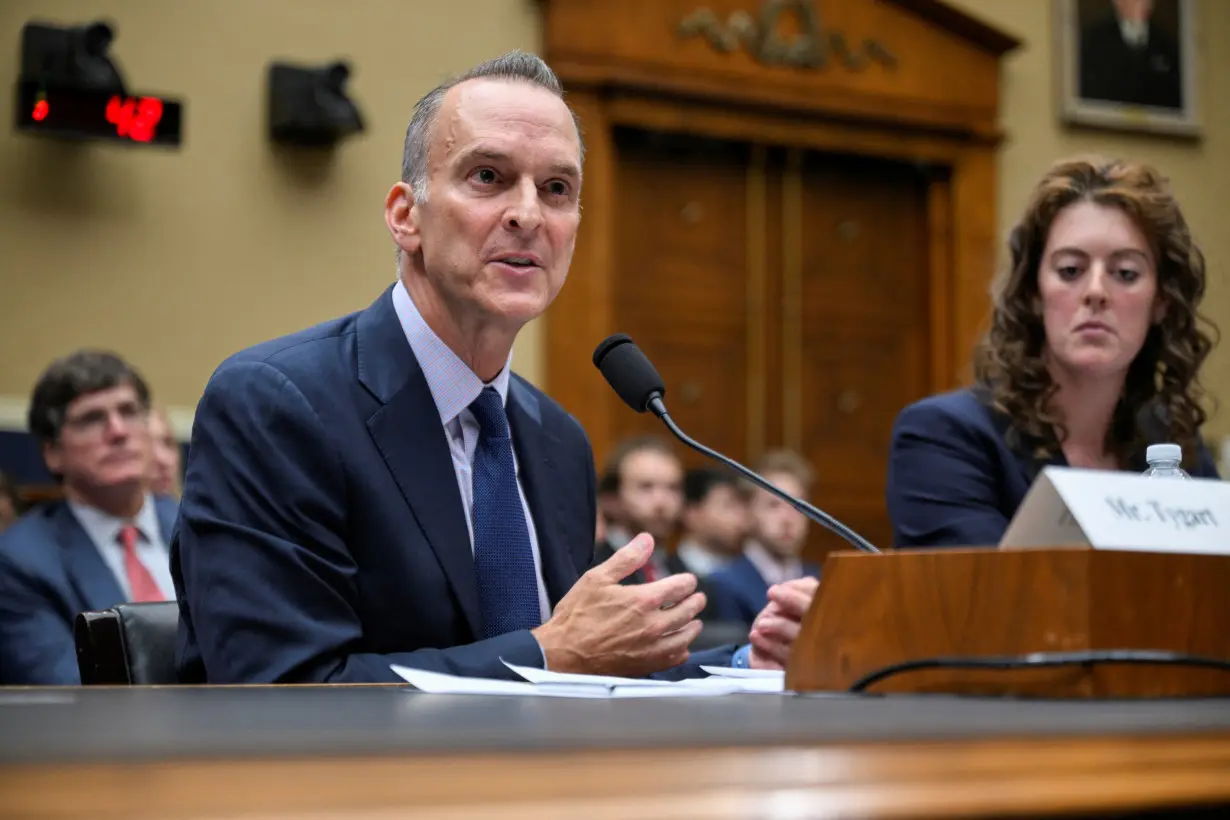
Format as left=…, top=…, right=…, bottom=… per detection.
left=731, top=644, right=752, bottom=668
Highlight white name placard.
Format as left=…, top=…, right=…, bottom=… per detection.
left=1000, top=467, right=1229, bottom=554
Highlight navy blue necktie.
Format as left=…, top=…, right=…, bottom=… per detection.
left=469, top=387, right=541, bottom=639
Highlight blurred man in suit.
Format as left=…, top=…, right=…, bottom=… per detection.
left=0, top=351, right=176, bottom=685
left=592, top=436, right=685, bottom=582
left=174, top=52, right=803, bottom=684
left=675, top=467, right=749, bottom=579
left=1079, top=0, right=1181, bottom=109
left=708, top=450, right=820, bottom=628
left=147, top=408, right=182, bottom=499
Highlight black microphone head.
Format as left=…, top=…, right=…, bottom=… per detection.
left=592, top=334, right=666, bottom=413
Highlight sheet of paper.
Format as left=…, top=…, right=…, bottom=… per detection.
left=700, top=665, right=785, bottom=680
left=393, top=664, right=747, bottom=698
left=699, top=666, right=786, bottom=692
left=391, top=665, right=606, bottom=698
left=609, top=684, right=741, bottom=698
left=501, top=661, right=676, bottom=687
left=394, top=659, right=792, bottom=698
left=504, top=661, right=784, bottom=694
left=690, top=676, right=784, bottom=693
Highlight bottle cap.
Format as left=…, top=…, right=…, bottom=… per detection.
left=1146, top=443, right=1181, bottom=463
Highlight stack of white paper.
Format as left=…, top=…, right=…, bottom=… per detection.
left=389, top=661, right=787, bottom=698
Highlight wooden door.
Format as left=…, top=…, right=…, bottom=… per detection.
left=607, top=130, right=932, bottom=559
left=542, top=0, right=1017, bottom=557
left=609, top=128, right=755, bottom=466
left=791, top=150, right=932, bottom=555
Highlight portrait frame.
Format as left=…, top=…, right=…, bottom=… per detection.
left=1056, top=0, right=1201, bottom=138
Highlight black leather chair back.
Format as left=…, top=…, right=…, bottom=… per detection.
left=75, top=601, right=180, bottom=685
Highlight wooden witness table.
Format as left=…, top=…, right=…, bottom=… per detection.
left=1, top=686, right=1229, bottom=818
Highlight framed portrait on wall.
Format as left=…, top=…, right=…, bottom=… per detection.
left=1056, top=0, right=1200, bottom=137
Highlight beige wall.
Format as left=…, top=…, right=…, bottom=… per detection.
left=0, top=0, right=1226, bottom=446
left=0, top=0, right=545, bottom=418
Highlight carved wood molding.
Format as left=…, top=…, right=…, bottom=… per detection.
left=677, top=0, right=896, bottom=71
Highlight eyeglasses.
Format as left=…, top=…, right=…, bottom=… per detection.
left=62, top=402, right=150, bottom=437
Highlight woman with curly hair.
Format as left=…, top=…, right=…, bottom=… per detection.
left=887, top=156, right=1220, bottom=548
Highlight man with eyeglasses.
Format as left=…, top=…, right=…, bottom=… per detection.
left=0, top=350, right=178, bottom=685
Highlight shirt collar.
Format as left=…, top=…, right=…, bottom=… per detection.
left=1119, top=18, right=1149, bottom=47
left=744, top=540, right=803, bottom=586
left=68, top=493, right=159, bottom=545
left=391, top=279, right=513, bottom=426
left=605, top=525, right=634, bottom=550
left=676, top=539, right=733, bottom=577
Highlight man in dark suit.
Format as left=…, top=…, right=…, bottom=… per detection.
left=1079, top=0, right=1182, bottom=110
left=173, top=52, right=801, bottom=684
left=708, top=451, right=820, bottom=628
left=0, top=351, right=177, bottom=685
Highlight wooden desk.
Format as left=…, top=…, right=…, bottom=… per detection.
left=2, top=686, right=1229, bottom=818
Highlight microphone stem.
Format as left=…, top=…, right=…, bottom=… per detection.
left=650, top=398, right=880, bottom=555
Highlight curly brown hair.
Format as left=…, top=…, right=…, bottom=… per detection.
left=974, top=156, right=1217, bottom=467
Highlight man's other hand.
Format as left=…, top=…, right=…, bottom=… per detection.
left=748, top=576, right=819, bottom=670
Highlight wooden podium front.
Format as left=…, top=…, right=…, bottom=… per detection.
left=785, top=547, right=1230, bottom=698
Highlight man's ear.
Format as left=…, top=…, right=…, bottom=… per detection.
left=385, top=182, right=421, bottom=255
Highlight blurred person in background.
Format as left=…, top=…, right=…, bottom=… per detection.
left=148, top=408, right=183, bottom=499
left=675, top=467, right=748, bottom=579
left=0, top=351, right=177, bottom=685
left=707, top=450, right=819, bottom=628
left=592, top=435, right=686, bottom=582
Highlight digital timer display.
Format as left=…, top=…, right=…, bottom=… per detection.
left=14, top=81, right=183, bottom=147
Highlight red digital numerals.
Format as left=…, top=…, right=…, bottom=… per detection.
left=105, top=95, right=164, bottom=143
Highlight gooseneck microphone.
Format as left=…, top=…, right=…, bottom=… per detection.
left=593, top=334, right=880, bottom=555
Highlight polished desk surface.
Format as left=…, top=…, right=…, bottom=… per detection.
left=3, top=685, right=1230, bottom=763
left=3, top=686, right=1230, bottom=818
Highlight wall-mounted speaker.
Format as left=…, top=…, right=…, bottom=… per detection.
left=267, top=61, right=364, bottom=147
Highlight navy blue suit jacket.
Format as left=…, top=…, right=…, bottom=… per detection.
left=706, top=554, right=820, bottom=628
left=0, top=497, right=178, bottom=685
left=887, top=388, right=1221, bottom=549
left=173, top=287, right=734, bottom=684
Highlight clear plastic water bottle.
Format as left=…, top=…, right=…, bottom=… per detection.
left=1143, top=443, right=1190, bottom=479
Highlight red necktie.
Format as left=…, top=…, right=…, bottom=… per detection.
left=119, top=524, right=165, bottom=602
left=641, top=554, right=660, bottom=583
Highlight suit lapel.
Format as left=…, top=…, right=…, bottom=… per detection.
left=738, top=556, right=770, bottom=600
left=358, top=287, right=481, bottom=637
left=507, top=380, right=578, bottom=609
left=154, top=497, right=179, bottom=546
left=54, top=504, right=125, bottom=611
left=368, top=385, right=480, bottom=635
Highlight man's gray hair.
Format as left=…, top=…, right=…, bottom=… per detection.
left=400, top=50, right=585, bottom=203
